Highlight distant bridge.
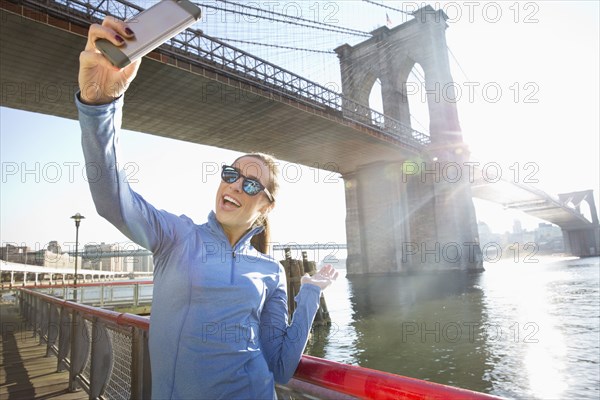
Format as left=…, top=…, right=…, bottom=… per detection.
left=471, top=169, right=599, bottom=256
left=272, top=243, right=348, bottom=251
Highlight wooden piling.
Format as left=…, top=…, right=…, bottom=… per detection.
left=280, top=249, right=331, bottom=327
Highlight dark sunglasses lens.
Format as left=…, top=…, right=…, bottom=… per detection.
left=222, top=167, right=239, bottom=183
left=242, top=179, right=262, bottom=196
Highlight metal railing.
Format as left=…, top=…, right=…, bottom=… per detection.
left=20, top=285, right=338, bottom=399
left=38, top=280, right=154, bottom=308
left=18, top=283, right=502, bottom=399
left=21, top=0, right=430, bottom=150
left=19, top=286, right=152, bottom=399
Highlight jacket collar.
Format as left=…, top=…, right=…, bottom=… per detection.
left=207, top=211, right=264, bottom=251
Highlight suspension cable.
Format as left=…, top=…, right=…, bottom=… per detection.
left=213, top=37, right=336, bottom=54
left=447, top=46, right=470, bottom=81
left=216, top=0, right=371, bottom=37
left=197, top=2, right=370, bottom=37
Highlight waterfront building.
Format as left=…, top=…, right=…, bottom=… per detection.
left=83, top=242, right=121, bottom=272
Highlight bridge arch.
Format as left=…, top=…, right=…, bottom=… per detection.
left=335, top=6, right=482, bottom=274
left=335, top=6, right=461, bottom=145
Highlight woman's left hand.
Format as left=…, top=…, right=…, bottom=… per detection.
left=301, top=264, right=339, bottom=291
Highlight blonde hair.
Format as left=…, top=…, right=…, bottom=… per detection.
left=233, top=153, right=279, bottom=254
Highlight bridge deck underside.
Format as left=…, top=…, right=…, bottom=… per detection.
left=1, top=8, right=417, bottom=174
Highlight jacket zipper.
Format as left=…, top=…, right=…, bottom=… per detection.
left=230, top=251, right=236, bottom=284
left=225, top=226, right=262, bottom=285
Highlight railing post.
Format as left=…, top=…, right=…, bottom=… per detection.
left=100, top=284, right=105, bottom=308
left=134, top=283, right=139, bottom=307
left=26, top=293, right=32, bottom=330
left=57, top=306, right=71, bottom=372
left=47, top=304, right=60, bottom=357
left=32, top=296, right=39, bottom=337
left=89, top=319, right=113, bottom=398
left=39, top=301, right=49, bottom=344
left=68, top=309, right=79, bottom=392
left=131, top=327, right=152, bottom=399
left=68, top=310, right=91, bottom=392
left=22, top=293, right=28, bottom=328
left=17, top=291, right=23, bottom=318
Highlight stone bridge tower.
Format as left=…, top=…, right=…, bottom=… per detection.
left=335, top=6, right=483, bottom=274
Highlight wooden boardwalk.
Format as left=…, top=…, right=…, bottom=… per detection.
left=0, top=302, right=87, bottom=400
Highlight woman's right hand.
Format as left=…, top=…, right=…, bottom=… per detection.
left=78, top=16, right=141, bottom=105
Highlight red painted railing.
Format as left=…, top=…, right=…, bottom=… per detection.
left=295, top=355, right=501, bottom=400
left=19, top=284, right=502, bottom=399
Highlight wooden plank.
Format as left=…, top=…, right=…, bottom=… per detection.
left=0, top=303, right=87, bottom=400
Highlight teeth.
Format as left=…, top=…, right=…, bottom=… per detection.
left=224, top=195, right=241, bottom=207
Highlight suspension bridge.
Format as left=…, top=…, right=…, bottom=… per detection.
left=0, top=0, right=598, bottom=276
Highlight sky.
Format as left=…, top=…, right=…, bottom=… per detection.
left=1, top=1, right=599, bottom=257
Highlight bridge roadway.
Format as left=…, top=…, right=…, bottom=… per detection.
left=0, top=0, right=424, bottom=175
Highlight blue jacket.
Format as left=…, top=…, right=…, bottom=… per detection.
left=76, top=94, right=322, bottom=399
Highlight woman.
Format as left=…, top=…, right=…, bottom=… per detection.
left=76, top=17, right=338, bottom=400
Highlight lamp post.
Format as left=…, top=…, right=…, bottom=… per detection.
left=70, top=213, right=85, bottom=301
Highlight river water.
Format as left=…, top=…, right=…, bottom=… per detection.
left=304, top=256, right=600, bottom=399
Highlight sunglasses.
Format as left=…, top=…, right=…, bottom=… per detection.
left=221, top=165, right=274, bottom=203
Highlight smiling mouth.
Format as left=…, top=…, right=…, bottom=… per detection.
left=224, top=195, right=241, bottom=208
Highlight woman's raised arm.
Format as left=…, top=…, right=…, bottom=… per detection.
left=76, top=17, right=192, bottom=256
